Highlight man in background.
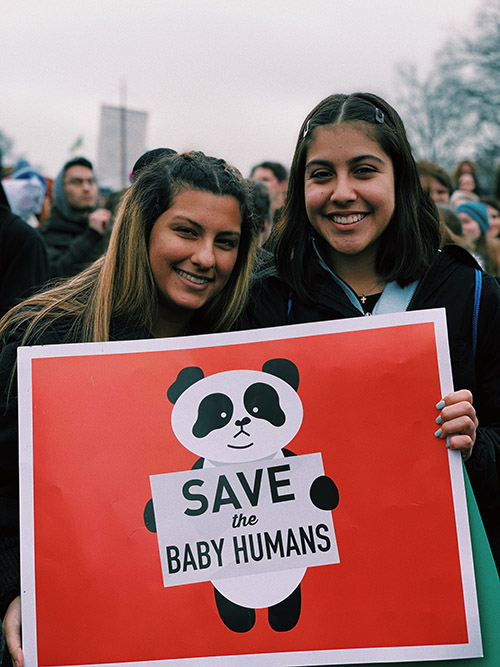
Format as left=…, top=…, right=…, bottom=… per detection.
left=41, top=157, right=111, bottom=278
left=250, top=161, right=288, bottom=222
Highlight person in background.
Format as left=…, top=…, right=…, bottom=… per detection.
left=481, top=196, right=500, bottom=239
left=1, top=165, right=47, bottom=229
left=247, top=178, right=272, bottom=248
left=449, top=188, right=479, bottom=210
left=456, top=200, right=499, bottom=275
left=131, top=147, right=177, bottom=182
left=36, top=176, right=53, bottom=226
left=451, top=159, right=482, bottom=196
left=436, top=204, right=462, bottom=244
left=480, top=197, right=500, bottom=270
left=0, top=183, right=49, bottom=317
left=493, top=163, right=500, bottom=202
left=105, top=149, right=179, bottom=224
left=457, top=171, right=478, bottom=194
left=0, top=151, right=258, bottom=667
left=250, top=161, right=288, bottom=221
left=416, top=160, right=452, bottom=205
left=240, top=92, right=500, bottom=578
left=40, top=157, right=112, bottom=278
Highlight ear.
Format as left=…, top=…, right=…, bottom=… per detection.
left=167, top=367, right=204, bottom=404
left=262, top=359, right=299, bottom=391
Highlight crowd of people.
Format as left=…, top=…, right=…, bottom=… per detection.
left=1, top=91, right=500, bottom=665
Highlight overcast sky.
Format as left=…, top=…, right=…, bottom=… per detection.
left=2, top=0, right=481, bottom=182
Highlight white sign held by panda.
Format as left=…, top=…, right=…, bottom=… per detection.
left=150, top=452, right=339, bottom=587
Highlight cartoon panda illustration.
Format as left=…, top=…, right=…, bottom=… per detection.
left=144, top=358, right=339, bottom=633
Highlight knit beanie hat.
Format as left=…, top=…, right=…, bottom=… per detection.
left=456, top=201, right=489, bottom=235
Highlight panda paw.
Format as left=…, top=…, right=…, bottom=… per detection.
left=310, top=475, right=339, bottom=510
left=144, top=498, right=157, bottom=532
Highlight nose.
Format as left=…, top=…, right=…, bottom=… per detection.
left=235, top=417, right=251, bottom=427
left=330, top=174, right=356, bottom=203
left=192, top=240, right=215, bottom=269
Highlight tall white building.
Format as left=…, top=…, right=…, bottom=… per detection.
left=96, top=104, right=148, bottom=191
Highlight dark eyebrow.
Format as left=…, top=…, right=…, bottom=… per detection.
left=171, top=216, right=240, bottom=237
left=216, top=230, right=241, bottom=238
left=348, top=154, right=386, bottom=166
left=171, top=215, right=203, bottom=229
left=305, top=154, right=387, bottom=171
left=305, top=159, right=332, bottom=171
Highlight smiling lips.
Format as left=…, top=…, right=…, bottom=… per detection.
left=328, top=212, right=368, bottom=225
left=175, top=268, right=213, bottom=285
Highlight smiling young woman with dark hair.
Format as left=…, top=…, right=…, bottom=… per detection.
left=241, top=92, right=500, bottom=578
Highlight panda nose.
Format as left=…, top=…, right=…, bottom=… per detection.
left=235, top=417, right=251, bottom=427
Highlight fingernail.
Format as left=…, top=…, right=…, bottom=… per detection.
left=435, top=415, right=442, bottom=425
left=436, top=400, right=445, bottom=410
left=434, top=428, right=442, bottom=438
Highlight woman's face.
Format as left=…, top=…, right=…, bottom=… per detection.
left=148, top=188, right=242, bottom=327
left=486, top=205, right=500, bottom=238
left=458, top=212, right=482, bottom=243
left=304, top=122, right=395, bottom=268
left=458, top=172, right=476, bottom=193
left=420, top=176, right=449, bottom=204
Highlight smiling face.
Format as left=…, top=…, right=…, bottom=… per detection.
left=458, top=172, right=476, bottom=193
left=148, top=188, right=242, bottom=335
left=304, top=122, right=395, bottom=272
left=458, top=212, right=482, bottom=243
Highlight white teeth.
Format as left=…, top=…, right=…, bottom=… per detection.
left=176, top=269, right=209, bottom=284
left=331, top=213, right=366, bottom=224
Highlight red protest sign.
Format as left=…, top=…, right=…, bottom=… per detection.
left=19, top=310, right=481, bottom=666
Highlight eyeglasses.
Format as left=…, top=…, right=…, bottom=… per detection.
left=64, top=177, right=96, bottom=187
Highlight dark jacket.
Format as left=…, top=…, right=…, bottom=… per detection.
left=40, top=205, right=108, bottom=279
left=0, top=316, right=151, bottom=617
left=39, top=163, right=109, bottom=279
left=240, top=244, right=500, bottom=574
left=0, top=202, right=49, bottom=317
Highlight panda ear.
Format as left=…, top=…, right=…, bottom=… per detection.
left=262, top=359, right=299, bottom=390
left=167, top=367, right=205, bottom=404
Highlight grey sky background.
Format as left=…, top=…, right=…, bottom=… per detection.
left=2, top=0, right=481, bottom=182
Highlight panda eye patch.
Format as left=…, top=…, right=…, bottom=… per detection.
left=244, top=383, right=285, bottom=426
left=193, top=393, right=233, bottom=438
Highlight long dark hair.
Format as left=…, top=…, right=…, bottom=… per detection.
left=274, top=93, right=440, bottom=302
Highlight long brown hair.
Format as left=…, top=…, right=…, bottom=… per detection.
left=0, top=152, right=258, bottom=345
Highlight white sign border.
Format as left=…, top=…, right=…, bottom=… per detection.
left=17, top=308, right=482, bottom=666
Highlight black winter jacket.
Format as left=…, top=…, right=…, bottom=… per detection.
left=0, top=205, right=49, bottom=317
left=240, top=244, right=500, bottom=574
left=40, top=206, right=109, bottom=279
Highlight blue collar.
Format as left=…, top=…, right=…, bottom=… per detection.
left=311, top=236, right=418, bottom=315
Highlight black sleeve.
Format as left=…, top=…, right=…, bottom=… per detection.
left=43, top=225, right=103, bottom=279
left=0, top=334, right=22, bottom=617
left=0, top=213, right=50, bottom=317
left=238, top=275, right=291, bottom=331
left=465, top=273, right=500, bottom=574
